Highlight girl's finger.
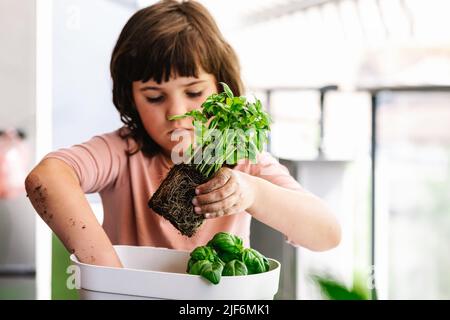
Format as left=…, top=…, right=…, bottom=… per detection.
left=193, top=179, right=236, bottom=205
left=195, top=192, right=240, bottom=215
left=196, top=168, right=232, bottom=194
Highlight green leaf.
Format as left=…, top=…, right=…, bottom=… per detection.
left=234, top=96, right=245, bottom=105
left=168, top=114, right=188, bottom=121
left=241, top=248, right=269, bottom=274
left=220, top=82, right=234, bottom=99
left=190, top=246, right=218, bottom=262
left=188, top=260, right=210, bottom=276
left=262, top=256, right=270, bottom=272
left=218, top=250, right=242, bottom=264
left=222, top=260, right=248, bottom=276
left=170, top=110, right=207, bottom=123
left=247, top=103, right=257, bottom=114
left=207, top=232, right=244, bottom=254
left=186, top=257, right=197, bottom=273
left=311, top=275, right=368, bottom=300
left=192, top=260, right=223, bottom=285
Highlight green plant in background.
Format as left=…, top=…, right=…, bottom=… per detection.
left=169, top=82, right=272, bottom=178
left=311, top=272, right=373, bottom=300
left=52, top=234, right=79, bottom=300
left=187, top=232, right=270, bottom=284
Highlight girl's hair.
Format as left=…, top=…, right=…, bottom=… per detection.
left=110, top=0, right=244, bottom=156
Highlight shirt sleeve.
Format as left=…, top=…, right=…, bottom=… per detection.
left=250, top=151, right=304, bottom=191
left=42, top=130, right=127, bottom=194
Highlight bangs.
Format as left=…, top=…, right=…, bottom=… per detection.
left=110, top=0, right=243, bottom=156
left=124, top=27, right=216, bottom=84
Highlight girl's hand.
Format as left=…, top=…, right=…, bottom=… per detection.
left=192, top=167, right=255, bottom=219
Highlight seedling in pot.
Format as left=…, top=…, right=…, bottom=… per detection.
left=148, top=83, right=271, bottom=236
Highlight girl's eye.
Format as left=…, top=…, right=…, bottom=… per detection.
left=146, top=96, right=164, bottom=103
left=187, top=91, right=203, bottom=98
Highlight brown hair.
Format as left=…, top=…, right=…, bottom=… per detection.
left=110, top=0, right=244, bottom=156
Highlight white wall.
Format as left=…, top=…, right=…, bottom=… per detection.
left=0, top=0, right=36, bottom=271
left=51, top=0, right=130, bottom=205
left=52, top=0, right=127, bottom=151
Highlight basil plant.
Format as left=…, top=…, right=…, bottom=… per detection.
left=186, top=232, right=270, bottom=285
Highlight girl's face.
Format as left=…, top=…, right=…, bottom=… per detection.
left=132, top=71, right=217, bottom=158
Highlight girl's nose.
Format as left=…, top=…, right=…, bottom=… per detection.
left=166, top=95, right=190, bottom=120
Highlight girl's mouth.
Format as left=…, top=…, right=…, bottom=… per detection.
left=167, top=128, right=193, bottom=135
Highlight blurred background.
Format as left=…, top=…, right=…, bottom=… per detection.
left=0, top=0, right=449, bottom=300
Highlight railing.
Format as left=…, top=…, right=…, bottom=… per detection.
left=357, top=84, right=450, bottom=299
left=248, top=85, right=338, bottom=157
left=250, top=83, right=450, bottom=300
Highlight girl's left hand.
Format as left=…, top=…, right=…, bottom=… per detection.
left=192, top=167, right=255, bottom=219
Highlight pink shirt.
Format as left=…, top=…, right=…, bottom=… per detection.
left=43, top=127, right=303, bottom=251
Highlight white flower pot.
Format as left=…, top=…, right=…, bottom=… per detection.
left=70, top=245, right=281, bottom=300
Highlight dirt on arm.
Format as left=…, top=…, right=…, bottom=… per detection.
left=25, top=158, right=123, bottom=267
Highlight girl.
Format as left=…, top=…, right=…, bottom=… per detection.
left=25, top=0, right=341, bottom=268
